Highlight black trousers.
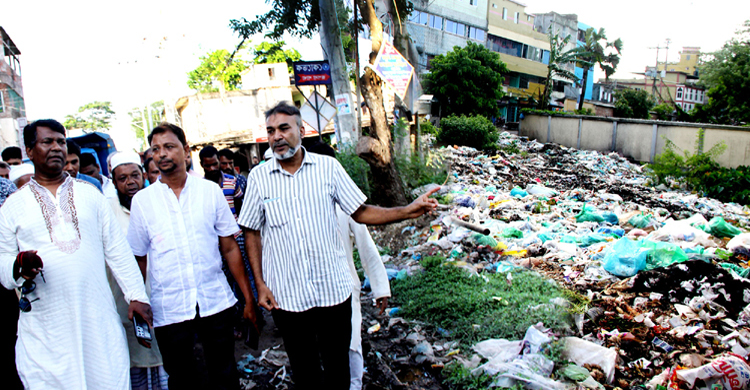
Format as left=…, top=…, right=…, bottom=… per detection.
left=155, top=307, right=238, bottom=390
left=1, top=288, right=22, bottom=390
left=272, top=296, right=352, bottom=390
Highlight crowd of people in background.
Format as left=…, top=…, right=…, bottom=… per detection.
left=0, top=101, right=438, bottom=390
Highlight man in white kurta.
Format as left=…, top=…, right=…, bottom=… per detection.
left=0, top=119, right=151, bottom=390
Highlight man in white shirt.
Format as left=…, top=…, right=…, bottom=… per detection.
left=239, top=102, right=438, bottom=390
left=127, top=123, right=257, bottom=390
left=0, top=119, right=152, bottom=389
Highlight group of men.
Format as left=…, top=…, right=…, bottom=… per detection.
left=0, top=101, right=438, bottom=390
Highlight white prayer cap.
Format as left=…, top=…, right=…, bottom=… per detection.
left=264, top=148, right=273, bottom=160
left=110, top=151, right=142, bottom=174
left=9, top=163, right=34, bottom=183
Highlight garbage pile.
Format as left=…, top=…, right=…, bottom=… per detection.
left=366, top=133, right=750, bottom=389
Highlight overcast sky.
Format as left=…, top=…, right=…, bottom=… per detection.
left=2, top=0, right=748, bottom=150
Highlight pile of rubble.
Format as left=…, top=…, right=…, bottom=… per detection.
left=363, top=133, right=750, bottom=390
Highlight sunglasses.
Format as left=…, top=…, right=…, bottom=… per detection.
left=19, top=270, right=45, bottom=313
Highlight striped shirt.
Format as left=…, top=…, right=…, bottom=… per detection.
left=219, top=173, right=243, bottom=217
left=237, top=149, right=366, bottom=312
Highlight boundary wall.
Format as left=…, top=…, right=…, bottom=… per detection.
left=519, top=114, right=750, bottom=168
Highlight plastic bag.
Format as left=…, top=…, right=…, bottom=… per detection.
left=563, top=337, right=617, bottom=384
left=602, top=238, right=647, bottom=277
left=501, top=227, right=524, bottom=239
left=727, top=233, right=750, bottom=253
left=676, top=353, right=750, bottom=390
left=597, top=226, right=625, bottom=237
left=640, top=240, right=689, bottom=270
left=526, top=184, right=557, bottom=197
left=628, top=214, right=653, bottom=229
left=701, top=216, right=742, bottom=238
left=510, top=187, right=528, bottom=198
left=576, top=206, right=605, bottom=223
left=561, top=365, right=590, bottom=381
left=721, top=263, right=750, bottom=279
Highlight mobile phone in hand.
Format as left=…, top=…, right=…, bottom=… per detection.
left=132, top=313, right=152, bottom=349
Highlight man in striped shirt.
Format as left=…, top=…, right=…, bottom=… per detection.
left=238, top=102, right=439, bottom=390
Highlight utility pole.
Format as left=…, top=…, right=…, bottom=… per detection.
left=318, top=0, right=359, bottom=145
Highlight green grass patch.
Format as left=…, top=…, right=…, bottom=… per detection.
left=392, top=256, right=573, bottom=346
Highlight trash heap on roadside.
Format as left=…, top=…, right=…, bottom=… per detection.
left=367, top=133, right=750, bottom=390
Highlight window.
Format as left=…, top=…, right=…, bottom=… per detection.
left=503, top=8, right=507, bottom=20
left=468, top=27, right=485, bottom=41
left=577, top=29, right=586, bottom=42
left=409, top=11, right=420, bottom=23
left=469, top=0, right=476, bottom=5
left=0, top=92, right=4, bottom=113
left=410, top=11, right=428, bottom=25
left=445, top=20, right=465, bottom=36
left=686, top=54, right=691, bottom=61
left=268, top=67, right=275, bottom=80
left=527, top=15, right=532, bottom=22
left=676, top=87, right=683, bottom=99
left=488, top=34, right=523, bottom=57
left=429, top=14, right=443, bottom=29
left=689, top=89, right=694, bottom=101
left=514, top=12, right=519, bottom=23
left=492, top=3, right=497, bottom=8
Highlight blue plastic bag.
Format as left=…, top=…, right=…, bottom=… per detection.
left=602, top=238, right=648, bottom=277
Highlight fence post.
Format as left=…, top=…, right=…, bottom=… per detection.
left=650, top=124, right=658, bottom=162
left=611, top=121, right=618, bottom=152
left=576, top=118, right=582, bottom=150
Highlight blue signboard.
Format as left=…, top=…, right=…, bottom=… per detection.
left=293, top=61, right=332, bottom=85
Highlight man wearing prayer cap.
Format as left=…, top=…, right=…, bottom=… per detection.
left=9, top=164, right=34, bottom=188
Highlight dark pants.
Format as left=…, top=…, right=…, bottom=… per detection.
left=272, top=296, right=352, bottom=390
left=155, top=307, right=238, bottom=390
left=1, top=288, right=22, bottom=390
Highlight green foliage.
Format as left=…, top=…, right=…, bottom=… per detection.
left=425, top=42, right=507, bottom=118
left=187, top=48, right=249, bottom=93
left=540, top=32, right=589, bottom=110
left=499, top=140, right=521, bottom=154
left=63, top=101, right=115, bottom=132
left=437, top=115, right=499, bottom=150
left=391, top=256, right=572, bottom=345
left=252, top=41, right=301, bottom=74
left=442, top=362, right=493, bottom=390
left=646, top=129, right=750, bottom=205
left=352, top=249, right=365, bottom=281
left=653, top=103, right=674, bottom=121
left=574, top=108, right=594, bottom=116
left=128, top=101, right=164, bottom=150
left=613, top=89, right=655, bottom=119
left=336, top=144, right=372, bottom=199
left=693, top=20, right=750, bottom=125
left=395, top=148, right=449, bottom=196
left=419, top=119, right=438, bottom=136
left=578, top=27, right=623, bottom=110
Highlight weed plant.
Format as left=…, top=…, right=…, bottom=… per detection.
left=391, top=256, right=572, bottom=346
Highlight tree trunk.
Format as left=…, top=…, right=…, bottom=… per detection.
left=578, top=66, right=590, bottom=111
left=354, top=0, right=408, bottom=206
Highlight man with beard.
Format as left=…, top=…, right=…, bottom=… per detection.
left=238, top=102, right=439, bottom=390
left=127, top=123, right=257, bottom=390
left=107, top=151, right=168, bottom=389
left=0, top=119, right=152, bottom=389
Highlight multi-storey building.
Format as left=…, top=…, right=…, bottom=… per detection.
left=406, top=0, right=489, bottom=74
left=658, top=47, right=700, bottom=76
left=0, top=27, right=25, bottom=149
left=607, top=67, right=707, bottom=111
left=484, top=0, right=550, bottom=122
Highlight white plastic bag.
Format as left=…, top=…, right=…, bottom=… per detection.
left=563, top=337, right=617, bottom=384
left=676, top=353, right=750, bottom=390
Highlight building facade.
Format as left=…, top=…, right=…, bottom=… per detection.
left=658, top=47, right=700, bottom=76
left=607, top=68, right=707, bottom=111
left=0, top=27, right=25, bottom=149
left=485, top=0, right=550, bottom=122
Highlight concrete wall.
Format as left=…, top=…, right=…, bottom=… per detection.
left=520, top=113, right=750, bottom=168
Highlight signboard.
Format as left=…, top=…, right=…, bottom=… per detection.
left=372, top=41, right=414, bottom=101
left=335, top=94, right=352, bottom=115
left=292, top=60, right=332, bottom=85
left=300, top=91, right=337, bottom=133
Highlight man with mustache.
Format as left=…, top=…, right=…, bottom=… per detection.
left=238, top=102, right=439, bottom=390
left=127, top=123, right=257, bottom=390
left=0, top=119, right=152, bottom=389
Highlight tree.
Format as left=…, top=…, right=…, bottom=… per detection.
left=128, top=101, right=164, bottom=150
left=230, top=0, right=415, bottom=206
left=694, top=20, right=750, bottom=125
left=577, top=28, right=623, bottom=110
left=186, top=48, right=250, bottom=93
left=252, top=41, right=301, bottom=74
left=540, top=33, right=589, bottom=110
left=424, top=42, right=507, bottom=119
left=63, top=101, right=115, bottom=133
left=613, top=89, right=654, bottom=119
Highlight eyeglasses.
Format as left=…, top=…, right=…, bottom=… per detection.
left=19, top=270, right=44, bottom=313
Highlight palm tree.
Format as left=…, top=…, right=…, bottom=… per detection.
left=577, top=28, right=623, bottom=110
left=540, top=32, right=590, bottom=110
